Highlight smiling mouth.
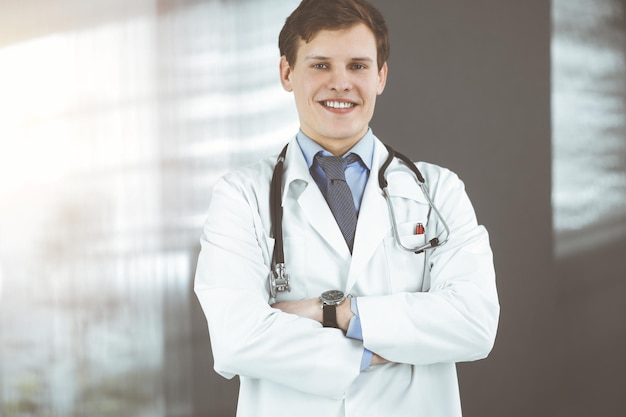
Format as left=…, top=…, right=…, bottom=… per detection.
left=322, top=100, right=356, bottom=109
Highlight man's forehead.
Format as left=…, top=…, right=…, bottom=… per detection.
left=303, top=24, right=376, bottom=43
left=296, top=25, right=377, bottom=61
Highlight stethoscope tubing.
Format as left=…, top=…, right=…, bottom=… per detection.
left=268, top=143, right=450, bottom=298
left=270, top=145, right=288, bottom=267
left=380, top=144, right=450, bottom=254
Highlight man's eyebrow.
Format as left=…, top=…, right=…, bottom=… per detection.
left=304, top=55, right=374, bottom=63
left=304, top=55, right=330, bottom=61
left=351, top=57, right=374, bottom=62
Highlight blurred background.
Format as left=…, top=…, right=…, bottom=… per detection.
left=0, top=0, right=624, bottom=416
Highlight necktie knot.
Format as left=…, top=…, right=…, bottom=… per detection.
left=315, top=153, right=360, bottom=181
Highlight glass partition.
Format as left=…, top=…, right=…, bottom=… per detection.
left=0, top=1, right=299, bottom=415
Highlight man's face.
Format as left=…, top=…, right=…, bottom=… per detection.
left=280, top=23, right=388, bottom=155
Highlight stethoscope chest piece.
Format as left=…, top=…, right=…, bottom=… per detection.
left=269, top=262, right=290, bottom=299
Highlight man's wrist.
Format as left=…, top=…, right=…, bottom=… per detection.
left=336, top=299, right=354, bottom=332
left=320, top=290, right=351, bottom=329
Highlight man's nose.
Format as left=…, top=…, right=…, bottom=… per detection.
left=327, top=68, right=352, bottom=91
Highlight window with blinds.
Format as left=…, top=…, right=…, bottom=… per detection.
left=0, top=1, right=299, bottom=415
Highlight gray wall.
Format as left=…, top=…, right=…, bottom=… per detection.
left=368, top=1, right=625, bottom=416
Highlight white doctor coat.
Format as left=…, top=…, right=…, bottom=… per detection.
left=195, top=135, right=499, bottom=417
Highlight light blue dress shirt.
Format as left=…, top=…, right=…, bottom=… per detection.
left=296, top=129, right=374, bottom=371
left=296, top=129, right=373, bottom=213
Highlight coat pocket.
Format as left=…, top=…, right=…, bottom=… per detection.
left=383, top=221, right=428, bottom=293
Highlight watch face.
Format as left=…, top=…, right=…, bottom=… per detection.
left=321, top=290, right=344, bottom=303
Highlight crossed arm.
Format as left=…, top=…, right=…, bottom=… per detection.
left=272, top=297, right=389, bottom=366
left=198, top=168, right=498, bottom=394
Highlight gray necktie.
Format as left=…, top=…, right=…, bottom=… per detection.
left=315, top=153, right=360, bottom=252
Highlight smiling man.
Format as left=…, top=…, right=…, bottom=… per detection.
left=194, top=1, right=499, bottom=416
left=279, top=22, right=387, bottom=156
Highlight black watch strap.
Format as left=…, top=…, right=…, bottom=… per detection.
left=322, top=304, right=338, bottom=328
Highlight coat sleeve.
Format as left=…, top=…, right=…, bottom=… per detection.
left=356, top=165, right=500, bottom=366
left=194, top=173, right=363, bottom=397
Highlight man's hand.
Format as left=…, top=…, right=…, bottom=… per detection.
left=271, top=297, right=354, bottom=332
left=271, top=298, right=322, bottom=323
left=272, top=298, right=390, bottom=367
left=371, top=353, right=389, bottom=366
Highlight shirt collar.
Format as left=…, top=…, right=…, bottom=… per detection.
left=296, top=129, right=374, bottom=170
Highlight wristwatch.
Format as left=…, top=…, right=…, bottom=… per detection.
left=320, top=290, right=348, bottom=328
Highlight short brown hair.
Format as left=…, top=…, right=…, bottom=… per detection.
left=278, top=0, right=390, bottom=70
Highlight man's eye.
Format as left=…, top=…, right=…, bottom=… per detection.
left=352, top=64, right=366, bottom=70
left=313, top=63, right=328, bottom=69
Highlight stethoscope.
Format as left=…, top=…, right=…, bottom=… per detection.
left=269, top=143, right=451, bottom=299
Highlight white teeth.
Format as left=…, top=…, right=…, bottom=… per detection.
left=324, top=101, right=355, bottom=109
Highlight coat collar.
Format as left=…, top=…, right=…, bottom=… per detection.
left=281, top=136, right=311, bottom=204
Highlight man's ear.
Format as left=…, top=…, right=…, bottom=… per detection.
left=377, top=62, right=388, bottom=95
left=279, top=55, right=294, bottom=92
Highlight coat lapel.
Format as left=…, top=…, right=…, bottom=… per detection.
left=282, top=137, right=351, bottom=258
left=347, top=139, right=392, bottom=290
